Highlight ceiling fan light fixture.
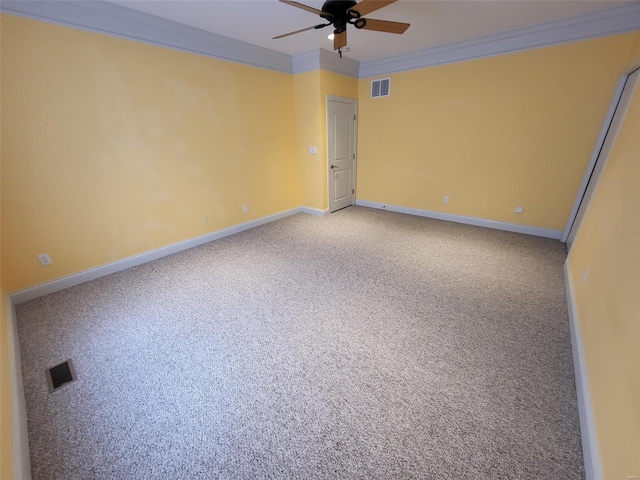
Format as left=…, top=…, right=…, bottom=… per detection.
left=328, top=33, right=335, bottom=40
left=274, top=0, right=410, bottom=53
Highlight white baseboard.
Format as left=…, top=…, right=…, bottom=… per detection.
left=300, top=206, right=329, bottom=217
left=564, top=260, right=603, bottom=480
left=8, top=298, right=31, bottom=480
left=355, top=200, right=563, bottom=239
left=3, top=203, right=588, bottom=480
left=10, top=206, right=315, bottom=305
left=6, top=204, right=323, bottom=476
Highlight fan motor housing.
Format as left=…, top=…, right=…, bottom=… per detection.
left=273, top=0, right=409, bottom=49
left=321, top=0, right=358, bottom=21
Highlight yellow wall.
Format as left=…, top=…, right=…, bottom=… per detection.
left=2, top=10, right=640, bottom=479
left=0, top=290, right=12, bottom=480
left=1, top=14, right=300, bottom=293
left=320, top=69, right=359, bottom=100
left=1, top=141, right=13, bottom=480
left=567, top=37, right=640, bottom=480
left=294, top=69, right=358, bottom=211
left=293, top=70, right=323, bottom=209
left=0, top=16, right=14, bottom=476
left=357, top=32, right=639, bottom=231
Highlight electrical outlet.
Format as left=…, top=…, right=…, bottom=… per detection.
left=243, top=205, right=249, bottom=213
left=444, top=196, right=449, bottom=204
left=203, top=215, right=208, bottom=223
left=627, top=475, right=638, bottom=480
left=515, top=206, right=524, bottom=214
left=38, top=253, right=52, bottom=266
left=309, top=146, right=318, bottom=154
left=582, top=268, right=589, bottom=283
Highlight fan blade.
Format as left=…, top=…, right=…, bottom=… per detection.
left=273, top=24, right=327, bottom=39
left=279, top=0, right=324, bottom=16
left=334, top=30, right=347, bottom=50
left=361, top=18, right=409, bottom=34
left=351, top=0, right=396, bottom=17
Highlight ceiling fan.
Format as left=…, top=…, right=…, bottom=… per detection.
left=273, top=0, right=410, bottom=55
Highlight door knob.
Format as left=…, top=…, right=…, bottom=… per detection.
left=330, top=164, right=337, bottom=169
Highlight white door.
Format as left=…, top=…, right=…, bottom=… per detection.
left=327, top=97, right=357, bottom=213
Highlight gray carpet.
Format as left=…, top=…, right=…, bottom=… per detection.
left=16, top=206, right=584, bottom=479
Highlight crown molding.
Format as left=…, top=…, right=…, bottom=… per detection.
left=2, top=1, right=638, bottom=79
left=292, top=50, right=321, bottom=74
left=0, top=0, right=292, bottom=73
left=360, top=3, right=640, bottom=78
left=319, top=48, right=360, bottom=78
left=292, top=48, right=360, bottom=77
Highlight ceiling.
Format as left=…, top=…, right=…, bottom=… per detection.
left=105, top=0, right=633, bottom=62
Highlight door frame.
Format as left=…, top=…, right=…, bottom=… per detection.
left=326, top=95, right=357, bottom=212
left=562, top=64, right=640, bottom=247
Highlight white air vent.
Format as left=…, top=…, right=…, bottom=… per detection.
left=371, top=78, right=390, bottom=98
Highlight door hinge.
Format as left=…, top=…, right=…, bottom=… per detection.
left=354, top=114, right=356, bottom=121
left=352, top=153, right=355, bottom=159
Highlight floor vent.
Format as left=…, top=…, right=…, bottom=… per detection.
left=46, top=359, right=77, bottom=393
